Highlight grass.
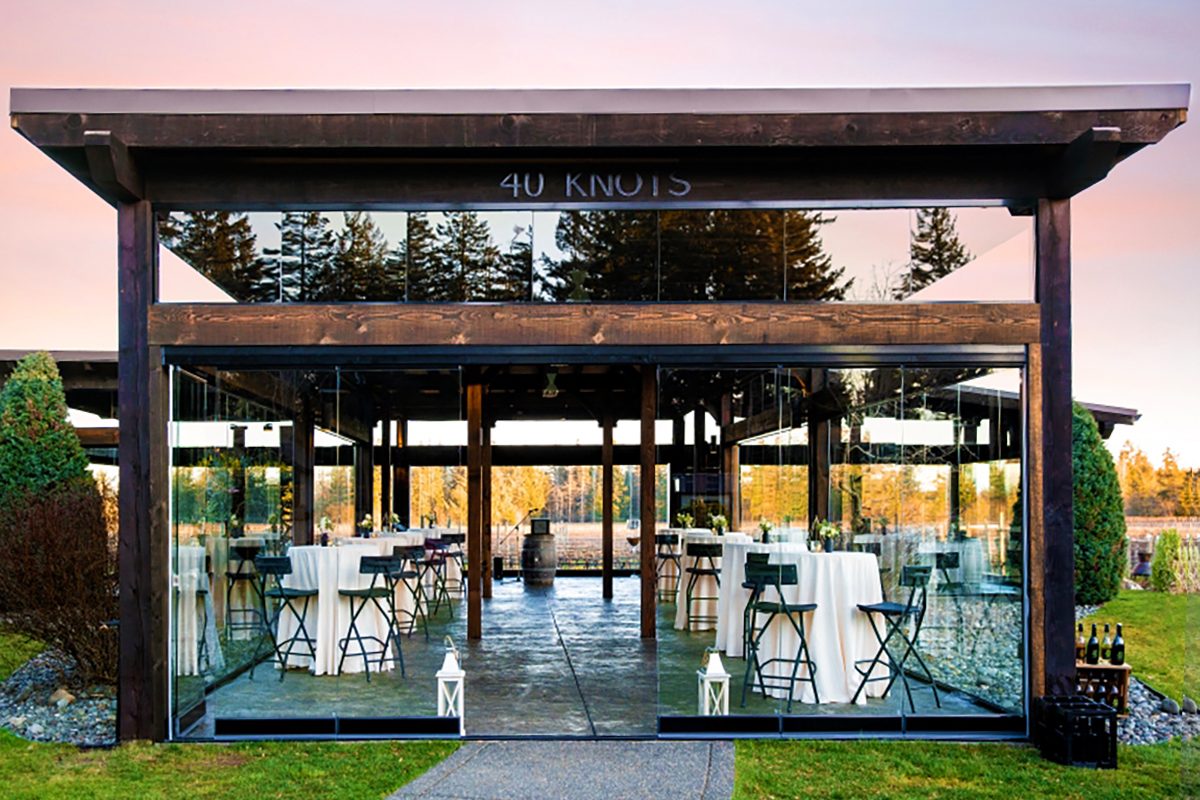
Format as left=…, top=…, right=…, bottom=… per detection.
left=0, top=633, right=43, bottom=683
left=0, top=732, right=458, bottom=800
left=1080, top=590, right=1189, bottom=701
left=735, top=739, right=1189, bottom=800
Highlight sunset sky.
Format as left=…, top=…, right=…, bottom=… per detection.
left=1, top=1, right=1196, bottom=465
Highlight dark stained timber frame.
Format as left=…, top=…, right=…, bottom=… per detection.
left=10, top=84, right=1187, bottom=743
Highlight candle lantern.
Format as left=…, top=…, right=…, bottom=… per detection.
left=697, top=648, right=730, bottom=716
left=436, top=636, right=465, bottom=734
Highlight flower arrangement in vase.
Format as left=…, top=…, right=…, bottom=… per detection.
left=675, top=512, right=694, bottom=530
left=710, top=514, right=728, bottom=536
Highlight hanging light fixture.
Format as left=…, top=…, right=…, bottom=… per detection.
left=543, top=371, right=559, bottom=399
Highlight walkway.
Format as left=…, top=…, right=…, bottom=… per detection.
left=388, top=740, right=734, bottom=800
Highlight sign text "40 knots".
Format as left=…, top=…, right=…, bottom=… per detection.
left=500, top=172, right=692, bottom=200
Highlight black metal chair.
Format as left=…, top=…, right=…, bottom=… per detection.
left=440, top=532, right=466, bottom=598
left=392, top=545, right=431, bottom=640
left=250, top=555, right=318, bottom=682
left=421, top=538, right=453, bottom=616
left=850, top=564, right=940, bottom=712
left=655, top=533, right=682, bottom=601
left=935, top=551, right=966, bottom=595
left=336, top=555, right=405, bottom=681
left=225, top=544, right=263, bottom=638
left=683, top=542, right=723, bottom=630
left=740, top=559, right=819, bottom=712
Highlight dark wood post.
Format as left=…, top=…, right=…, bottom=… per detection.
left=117, top=199, right=168, bottom=742
left=808, top=369, right=830, bottom=528
left=354, top=439, right=374, bottom=528
left=482, top=421, right=493, bottom=599
left=670, top=415, right=686, bottom=525
left=1037, top=197, right=1075, bottom=697
left=640, top=366, right=657, bottom=638
left=380, top=416, right=392, bottom=526
left=466, top=380, right=483, bottom=640
left=292, top=400, right=315, bottom=546
left=394, top=418, right=409, bottom=527
left=602, top=411, right=615, bottom=600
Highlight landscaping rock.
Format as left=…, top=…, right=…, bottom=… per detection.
left=0, top=650, right=115, bottom=746
left=48, top=688, right=74, bottom=706
left=1162, top=698, right=1181, bottom=715
left=1183, top=696, right=1197, bottom=714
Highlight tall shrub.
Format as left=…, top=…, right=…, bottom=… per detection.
left=1073, top=402, right=1128, bottom=605
left=0, top=351, right=91, bottom=510
left=1151, top=528, right=1182, bottom=593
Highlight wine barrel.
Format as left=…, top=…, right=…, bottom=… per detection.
left=521, top=532, right=557, bottom=586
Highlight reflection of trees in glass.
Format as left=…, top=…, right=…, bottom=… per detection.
left=160, top=212, right=274, bottom=302
left=398, top=212, right=439, bottom=301
left=430, top=212, right=501, bottom=301
left=332, top=212, right=396, bottom=300
left=267, top=212, right=336, bottom=302
left=895, top=208, right=971, bottom=299
left=548, top=211, right=659, bottom=301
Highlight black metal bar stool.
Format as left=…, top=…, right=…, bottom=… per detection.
left=740, top=559, right=819, bottom=712
left=337, top=554, right=405, bottom=681
left=440, top=532, right=466, bottom=598
left=683, top=542, right=723, bottom=630
left=392, top=545, right=431, bottom=640
left=225, top=544, right=262, bottom=638
left=421, top=538, right=453, bottom=616
left=850, top=564, right=940, bottom=712
left=250, top=555, right=318, bottom=682
left=655, top=533, right=682, bottom=601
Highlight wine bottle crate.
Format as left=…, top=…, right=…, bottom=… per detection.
left=1034, top=695, right=1118, bottom=769
left=1074, top=662, right=1132, bottom=715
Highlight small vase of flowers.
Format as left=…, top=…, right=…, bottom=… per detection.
left=710, top=514, right=728, bottom=536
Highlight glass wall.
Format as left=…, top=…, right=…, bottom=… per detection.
left=158, top=207, right=1033, bottom=305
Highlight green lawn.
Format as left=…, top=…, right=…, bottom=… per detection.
left=735, top=739, right=1189, bottom=800
left=0, top=634, right=43, bottom=683
left=1080, top=590, right=1189, bottom=701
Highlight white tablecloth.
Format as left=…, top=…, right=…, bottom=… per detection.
left=275, top=545, right=398, bottom=675
left=714, top=542, right=887, bottom=705
left=175, top=546, right=225, bottom=676
left=673, top=532, right=752, bottom=631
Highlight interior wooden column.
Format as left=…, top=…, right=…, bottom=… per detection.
left=354, top=439, right=374, bottom=529
left=482, top=422, right=493, bottom=600
left=291, top=399, right=315, bottom=546
left=602, top=411, right=615, bottom=600
left=394, top=418, right=409, bottom=527
left=1038, top=197, right=1075, bottom=697
left=466, top=381, right=483, bottom=640
left=117, top=199, right=168, bottom=742
left=640, top=366, right=657, bottom=638
left=808, top=368, right=830, bottom=528
left=380, top=416, right=393, bottom=526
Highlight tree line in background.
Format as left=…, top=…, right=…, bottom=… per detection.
left=159, top=207, right=972, bottom=303
left=1116, top=443, right=1198, bottom=516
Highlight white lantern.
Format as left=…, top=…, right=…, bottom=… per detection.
left=697, top=649, right=730, bottom=716
left=436, top=637, right=465, bottom=734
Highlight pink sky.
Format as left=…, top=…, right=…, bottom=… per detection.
left=2, top=0, right=1197, bottom=464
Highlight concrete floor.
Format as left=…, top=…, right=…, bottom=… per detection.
left=182, top=576, right=994, bottom=739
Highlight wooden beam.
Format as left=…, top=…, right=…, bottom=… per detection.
left=77, top=428, right=120, bottom=447
left=482, top=423, right=493, bottom=600
left=1037, top=198, right=1075, bottom=697
left=380, top=417, right=392, bottom=527
left=1049, top=127, right=1122, bottom=199
left=808, top=369, right=830, bottom=529
left=84, top=131, right=143, bottom=202
left=291, top=401, right=315, bottom=546
left=466, top=380, right=483, bottom=640
left=354, top=441, right=374, bottom=529
left=394, top=419, right=409, bottom=526
left=117, top=200, right=167, bottom=742
left=602, top=412, right=615, bottom=600
left=640, top=366, right=657, bottom=639
left=149, top=302, right=1040, bottom=348
left=723, top=404, right=792, bottom=445
left=1025, top=343, right=1046, bottom=703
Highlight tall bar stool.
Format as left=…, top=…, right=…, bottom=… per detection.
left=850, top=564, right=940, bottom=712
left=440, top=532, right=466, bottom=598
left=655, top=533, right=682, bottom=601
left=740, top=559, right=819, bottom=712
left=337, top=555, right=405, bottom=681
left=683, top=542, right=723, bottom=630
left=250, top=555, right=318, bottom=682
left=421, top=538, right=453, bottom=616
left=392, top=545, right=431, bottom=640
left=225, top=545, right=262, bottom=638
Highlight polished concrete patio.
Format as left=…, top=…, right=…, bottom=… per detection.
left=185, top=576, right=994, bottom=739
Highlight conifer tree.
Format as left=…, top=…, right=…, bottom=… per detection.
left=1074, top=402, right=1127, bottom=605
left=268, top=212, right=337, bottom=302
left=895, top=207, right=971, bottom=298
left=432, top=212, right=501, bottom=301
left=490, top=224, right=534, bottom=300
left=333, top=211, right=394, bottom=300
left=0, top=352, right=92, bottom=511
left=159, top=212, right=273, bottom=302
left=397, top=213, right=441, bottom=301
left=783, top=210, right=852, bottom=300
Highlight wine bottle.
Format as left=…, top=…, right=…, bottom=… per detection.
left=1101, top=623, right=1112, bottom=662
left=1085, top=623, right=1100, bottom=665
left=1110, top=623, right=1125, bottom=666
left=1076, top=623, right=1086, bottom=662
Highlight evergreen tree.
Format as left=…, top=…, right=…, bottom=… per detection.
left=332, top=211, right=394, bottom=300
left=783, top=210, right=852, bottom=300
left=550, top=211, right=658, bottom=301
left=1074, top=402, right=1128, bottom=605
left=0, top=352, right=92, bottom=511
left=895, top=207, right=971, bottom=298
left=267, top=212, right=337, bottom=302
left=159, top=212, right=273, bottom=302
left=432, top=212, right=501, bottom=301
left=490, top=224, right=534, bottom=300
left=397, top=212, right=441, bottom=301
